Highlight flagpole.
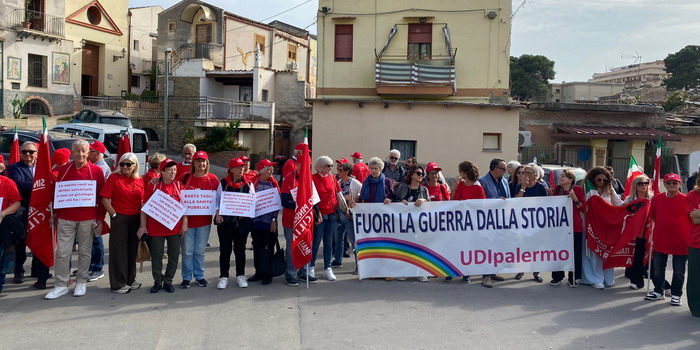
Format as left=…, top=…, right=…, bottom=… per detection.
left=306, top=263, right=309, bottom=289
left=645, top=223, right=655, bottom=296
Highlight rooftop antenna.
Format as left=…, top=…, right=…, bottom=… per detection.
left=512, top=0, right=534, bottom=19
left=621, top=51, right=643, bottom=89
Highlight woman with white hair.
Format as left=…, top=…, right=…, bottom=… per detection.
left=311, top=156, right=341, bottom=281
left=101, top=153, right=144, bottom=294
left=624, top=174, right=654, bottom=290
left=514, top=162, right=548, bottom=283
left=360, top=157, right=395, bottom=204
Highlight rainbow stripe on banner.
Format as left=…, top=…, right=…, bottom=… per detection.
left=357, top=238, right=462, bottom=277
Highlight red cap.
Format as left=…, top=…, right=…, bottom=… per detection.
left=193, top=150, right=208, bottom=161
left=426, top=162, right=442, bottom=174
left=256, top=159, right=278, bottom=171
left=336, top=158, right=349, bottom=165
left=663, top=173, right=681, bottom=182
left=228, top=157, right=245, bottom=168
left=89, top=141, right=106, bottom=154
left=159, top=158, right=177, bottom=171
left=350, top=152, right=362, bottom=159
left=53, top=148, right=71, bottom=165
left=0, top=154, right=4, bottom=164
left=240, top=155, right=250, bottom=162
left=294, top=143, right=311, bottom=152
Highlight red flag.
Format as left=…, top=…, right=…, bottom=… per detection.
left=117, top=130, right=132, bottom=164
left=586, top=196, right=651, bottom=269
left=623, top=156, right=644, bottom=198
left=651, top=135, right=662, bottom=195
left=291, top=142, right=314, bottom=269
left=9, top=127, right=20, bottom=165
left=26, top=118, right=55, bottom=267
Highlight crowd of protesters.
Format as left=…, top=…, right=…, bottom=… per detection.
left=0, top=140, right=699, bottom=318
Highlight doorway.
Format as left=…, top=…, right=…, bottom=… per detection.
left=81, top=43, right=99, bottom=96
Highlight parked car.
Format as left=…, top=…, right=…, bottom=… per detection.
left=0, top=129, right=114, bottom=169
left=540, top=164, right=587, bottom=186
left=71, top=109, right=133, bottom=128
left=51, top=123, right=148, bottom=174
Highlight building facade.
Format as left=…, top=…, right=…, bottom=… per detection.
left=547, top=82, right=624, bottom=103
left=589, top=60, right=671, bottom=90
left=128, top=5, right=162, bottom=95
left=312, top=0, right=518, bottom=178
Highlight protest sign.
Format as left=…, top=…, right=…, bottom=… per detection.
left=291, top=183, right=320, bottom=205
left=255, top=188, right=282, bottom=217
left=53, top=180, right=97, bottom=209
left=142, top=190, right=186, bottom=230
left=182, top=190, right=217, bottom=215
left=219, top=192, right=255, bottom=218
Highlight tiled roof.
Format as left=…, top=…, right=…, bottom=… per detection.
left=555, top=125, right=680, bottom=140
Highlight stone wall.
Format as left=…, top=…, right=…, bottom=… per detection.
left=274, top=71, right=312, bottom=150
left=2, top=91, right=74, bottom=118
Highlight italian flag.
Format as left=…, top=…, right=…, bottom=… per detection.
left=623, top=155, right=645, bottom=198
left=651, top=135, right=662, bottom=195
left=9, top=126, right=20, bottom=165
left=292, top=129, right=314, bottom=269
left=26, top=118, right=55, bottom=267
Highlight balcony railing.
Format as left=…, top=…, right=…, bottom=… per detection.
left=375, top=52, right=456, bottom=96
left=9, top=9, right=64, bottom=37
left=171, top=43, right=224, bottom=70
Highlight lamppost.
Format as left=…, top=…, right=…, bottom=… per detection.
left=163, top=47, right=173, bottom=150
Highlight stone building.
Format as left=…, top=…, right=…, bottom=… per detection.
left=589, top=60, right=671, bottom=90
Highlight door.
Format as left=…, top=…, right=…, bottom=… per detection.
left=195, top=24, right=212, bottom=59
left=82, top=44, right=99, bottom=96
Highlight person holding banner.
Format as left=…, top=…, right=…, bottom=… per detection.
left=336, top=162, right=362, bottom=270
left=311, top=156, right=342, bottom=281
left=550, top=169, right=586, bottom=287
left=45, top=139, right=106, bottom=300
left=514, top=163, right=548, bottom=283
left=139, top=158, right=187, bottom=294
left=581, top=167, right=622, bottom=290
left=623, top=175, right=653, bottom=290
left=214, top=157, right=253, bottom=289
left=248, top=159, right=281, bottom=285
left=360, top=157, right=395, bottom=204
left=686, top=176, right=700, bottom=316
left=393, top=166, right=431, bottom=282
left=509, top=165, right=525, bottom=197
left=87, top=141, right=111, bottom=283
left=101, top=153, right=144, bottom=294
left=453, top=161, right=486, bottom=201
left=0, top=175, right=22, bottom=294
left=424, top=162, right=450, bottom=202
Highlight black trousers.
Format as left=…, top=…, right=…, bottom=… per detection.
left=217, top=219, right=250, bottom=278
left=552, top=232, right=583, bottom=282
left=14, top=237, right=26, bottom=276
left=251, top=229, right=277, bottom=277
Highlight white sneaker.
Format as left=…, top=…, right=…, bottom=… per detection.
left=323, top=268, right=336, bottom=281
left=308, top=266, right=315, bottom=278
left=217, top=277, right=228, bottom=290
left=44, top=286, right=69, bottom=300
left=417, top=276, right=429, bottom=282
left=592, top=283, right=605, bottom=289
left=236, top=275, right=248, bottom=288
left=74, top=283, right=87, bottom=297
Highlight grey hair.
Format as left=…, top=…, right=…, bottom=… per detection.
left=117, top=152, right=140, bottom=178
left=368, top=157, right=384, bottom=171
left=507, top=160, right=521, bottom=170
left=72, top=139, right=89, bottom=150
left=149, top=152, right=166, bottom=170
left=525, top=163, right=542, bottom=180
left=183, top=143, right=196, bottom=152
left=20, top=141, right=38, bottom=149
left=314, top=156, right=333, bottom=172
left=389, top=149, right=401, bottom=158
left=536, top=164, right=544, bottom=181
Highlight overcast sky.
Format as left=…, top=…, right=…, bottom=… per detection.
left=130, top=0, right=700, bottom=82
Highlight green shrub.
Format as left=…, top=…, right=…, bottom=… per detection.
left=192, top=121, right=250, bottom=153
left=122, top=93, right=140, bottom=101
left=141, top=90, right=158, bottom=100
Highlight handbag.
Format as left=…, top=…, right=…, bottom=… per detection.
left=259, top=239, right=287, bottom=278
left=136, top=241, right=151, bottom=273
left=0, top=209, right=26, bottom=248
left=336, top=191, right=349, bottom=213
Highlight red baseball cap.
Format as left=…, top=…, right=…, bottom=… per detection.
left=256, top=158, right=278, bottom=171
left=228, top=157, right=245, bottom=168
left=159, top=158, right=177, bottom=171
left=53, top=148, right=71, bottom=165
left=426, top=162, right=442, bottom=174
left=351, top=152, right=362, bottom=159
left=193, top=150, right=208, bottom=161
left=663, top=173, right=681, bottom=182
left=294, top=143, right=311, bottom=152
left=89, top=141, right=106, bottom=154
left=240, top=155, right=250, bottom=162
left=336, top=157, right=349, bottom=165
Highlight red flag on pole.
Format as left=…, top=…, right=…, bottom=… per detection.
left=651, top=135, right=662, bottom=195
left=26, top=117, right=55, bottom=267
left=292, top=131, right=314, bottom=269
left=117, top=129, right=132, bottom=164
left=9, top=127, right=20, bottom=165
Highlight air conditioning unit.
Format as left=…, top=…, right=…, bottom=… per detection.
left=287, top=61, right=299, bottom=70
left=518, top=131, right=533, bottom=147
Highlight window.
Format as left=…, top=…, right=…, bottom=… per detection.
left=482, top=133, right=501, bottom=152
left=254, top=34, right=266, bottom=54
left=390, top=140, right=416, bottom=160
left=168, top=22, right=176, bottom=32
left=87, top=6, right=102, bottom=25
left=555, top=89, right=560, bottom=93
left=287, top=44, right=297, bottom=61
left=131, top=75, right=140, bottom=88
left=132, top=134, right=147, bottom=153
left=408, top=23, right=432, bottom=60
left=133, top=40, right=139, bottom=51
left=27, top=54, right=47, bottom=88
left=22, top=100, right=48, bottom=115
left=262, top=89, right=269, bottom=102
left=334, top=24, right=353, bottom=61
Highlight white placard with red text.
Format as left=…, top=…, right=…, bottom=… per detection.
left=142, top=190, right=187, bottom=230
left=53, top=180, right=97, bottom=209
left=254, top=188, right=282, bottom=216
left=182, top=190, right=217, bottom=215
left=290, top=183, right=320, bottom=205
left=219, top=192, right=255, bottom=218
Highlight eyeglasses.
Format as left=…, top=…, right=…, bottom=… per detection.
left=324, top=164, right=332, bottom=168
left=637, top=182, right=650, bottom=186
left=414, top=172, right=424, bottom=177
left=389, top=156, right=399, bottom=160
left=21, top=150, right=36, bottom=155
left=119, top=163, right=134, bottom=167
left=516, top=171, right=524, bottom=175
left=595, top=178, right=607, bottom=182
left=183, top=152, right=193, bottom=156
left=496, top=167, right=506, bottom=171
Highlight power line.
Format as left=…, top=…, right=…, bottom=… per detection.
left=224, top=20, right=316, bottom=60
left=226, top=0, right=313, bottom=33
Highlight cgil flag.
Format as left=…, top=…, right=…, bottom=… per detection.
left=623, top=155, right=645, bottom=198
left=26, top=117, right=55, bottom=267
left=9, top=126, right=20, bottom=165
left=292, top=129, right=314, bottom=269
left=651, top=135, right=662, bottom=195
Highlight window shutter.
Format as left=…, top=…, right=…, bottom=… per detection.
left=335, top=24, right=353, bottom=61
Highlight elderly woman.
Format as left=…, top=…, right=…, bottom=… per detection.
left=335, top=162, right=362, bottom=269
left=581, top=167, right=622, bottom=290
left=360, top=157, right=395, bottom=204
left=623, top=174, right=653, bottom=290
left=0, top=175, right=22, bottom=294
left=214, top=157, right=253, bottom=289
left=550, top=169, right=586, bottom=287
left=514, top=163, right=548, bottom=283
left=138, top=158, right=187, bottom=294
left=686, top=177, right=700, bottom=316
left=143, top=152, right=166, bottom=185
left=178, top=151, right=219, bottom=289
left=101, top=153, right=144, bottom=294
left=393, top=166, right=430, bottom=283
left=248, top=159, right=281, bottom=285
left=424, top=162, right=450, bottom=202
left=311, top=156, right=341, bottom=281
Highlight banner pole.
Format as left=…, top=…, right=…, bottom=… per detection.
left=306, top=263, right=309, bottom=289
left=645, top=225, right=654, bottom=296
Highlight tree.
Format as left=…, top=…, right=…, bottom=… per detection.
left=663, top=45, right=700, bottom=90
left=662, top=91, right=688, bottom=112
left=510, top=54, right=556, bottom=101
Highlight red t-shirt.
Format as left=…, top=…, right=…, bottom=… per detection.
left=312, top=173, right=339, bottom=215
left=352, top=163, right=370, bottom=184
left=453, top=182, right=485, bottom=200
left=282, top=158, right=297, bottom=180
left=281, top=172, right=297, bottom=228
left=176, top=162, right=191, bottom=177
left=651, top=193, right=690, bottom=255
left=686, top=191, right=700, bottom=249
left=0, top=176, right=22, bottom=211
left=553, top=185, right=586, bottom=232
left=143, top=169, right=159, bottom=185
left=425, top=183, right=450, bottom=201
left=55, top=161, right=105, bottom=221
left=144, top=181, right=184, bottom=236
left=178, top=172, right=219, bottom=228
left=100, top=174, right=144, bottom=216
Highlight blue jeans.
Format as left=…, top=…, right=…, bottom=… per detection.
left=335, top=210, right=356, bottom=265
left=181, top=225, right=212, bottom=281
left=312, top=214, right=337, bottom=270
left=652, top=251, right=688, bottom=296
left=284, top=227, right=306, bottom=278
left=90, top=235, right=104, bottom=272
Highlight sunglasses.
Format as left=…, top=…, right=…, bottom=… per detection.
left=21, top=150, right=37, bottom=155
left=324, top=164, right=333, bottom=168
left=637, top=182, right=649, bottom=186
left=595, top=178, right=607, bottom=182
left=119, top=162, right=134, bottom=168
left=516, top=171, right=523, bottom=175
left=389, top=156, right=399, bottom=160
left=414, top=172, right=424, bottom=176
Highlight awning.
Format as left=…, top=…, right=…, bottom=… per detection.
left=377, top=25, right=398, bottom=58
left=551, top=125, right=681, bottom=141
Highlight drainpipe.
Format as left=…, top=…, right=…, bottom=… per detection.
left=127, top=10, right=132, bottom=93
left=164, top=47, right=173, bottom=150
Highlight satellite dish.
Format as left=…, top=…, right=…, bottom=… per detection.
left=187, top=39, right=192, bottom=44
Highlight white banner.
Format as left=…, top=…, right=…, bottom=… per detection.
left=255, top=188, right=282, bottom=217
left=53, top=180, right=97, bottom=209
left=182, top=190, right=217, bottom=215
left=219, top=192, right=256, bottom=218
left=142, top=190, right=186, bottom=230
left=354, top=197, right=573, bottom=279
left=291, top=183, right=320, bottom=205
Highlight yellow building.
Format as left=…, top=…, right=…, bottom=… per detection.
left=312, top=0, right=519, bottom=177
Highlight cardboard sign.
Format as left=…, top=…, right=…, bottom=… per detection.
left=142, top=190, right=187, bottom=230
left=254, top=188, right=282, bottom=217
left=54, top=180, right=97, bottom=209
left=219, top=192, right=255, bottom=218
left=290, top=183, right=320, bottom=205
left=182, top=190, right=217, bottom=215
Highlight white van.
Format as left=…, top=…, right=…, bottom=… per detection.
left=51, top=123, right=149, bottom=174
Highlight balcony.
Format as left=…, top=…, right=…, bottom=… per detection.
left=171, top=43, right=224, bottom=70
left=375, top=53, right=456, bottom=96
left=9, top=9, right=64, bottom=41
